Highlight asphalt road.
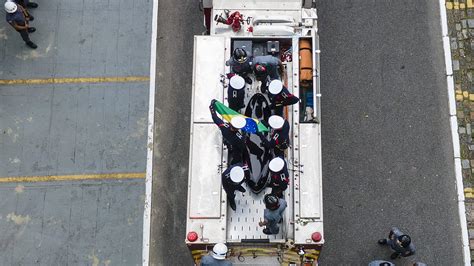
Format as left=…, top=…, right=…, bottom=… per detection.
left=317, top=0, right=463, bottom=264
left=150, top=0, right=464, bottom=265
left=149, top=0, right=202, bottom=265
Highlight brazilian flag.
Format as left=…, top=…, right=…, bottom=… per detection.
left=213, top=100, right=269, bottom=133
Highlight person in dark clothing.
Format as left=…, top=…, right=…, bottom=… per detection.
left=5, top=1, right=37, bottom=49
left=226, top=48, right=253, bottom=84
left=268, top=80, right=300, bottom=116
left=253, top=55, right=283, bottom=93
left=378, top=227, right=416, bottom=259
left=200, top=243, right=232, bottom=266
left=227, top=75, right=246, bottom=111
left=210, top=99, right=247, bottom=164
left=258, top=115, right=289, bottom=157
left=267, top=157, right=289, bottom=198
left=258, top=194, right=287, bottom=235
left=222, top=164, right=249, bottom=211
left=10, top=0, right=39, bottom=9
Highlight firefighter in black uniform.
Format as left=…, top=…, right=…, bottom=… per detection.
left=268, top=157, right=289, bottom=198
left=222, top=163, right=249, bottom=211
left=258, top=115, right=289, bottom=157
left=226, top=48, right=253, bottom=84
left=227, top=75, right=246, bottom=112
left=268, top=80, right=300, bottom=116
left=209, top=99, right=247, bottom=164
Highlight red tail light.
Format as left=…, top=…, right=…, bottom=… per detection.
left=187, top=231, right=198, bottom=242
left=311, top=232, right=322, bottom=242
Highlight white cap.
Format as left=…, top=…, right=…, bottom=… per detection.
left=230, top=116, right=246, bottom=129
left=268, top=115, right=285, bottom=129
left=229, top=75, right=245, bottom=90
left=4, top=1, right=17, bottom=13
left=212, top=243, right=228, bottom=260
left=268, top=80, right=283, bottom=95
left=230, top=166, right=244, bottom=183
left=269, top=157, right=285, bottom=172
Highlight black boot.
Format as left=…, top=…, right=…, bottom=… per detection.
left=26, top=41, right=37, bottom=49
left=28, top=15, right=34, bottom=21
left=229, top=199, right=236, bottom=211
left=378, top=239, right=387, bottom=245
left=27, top=27, right=36, bottom=33
left=27, top=2, right=38, bottom=8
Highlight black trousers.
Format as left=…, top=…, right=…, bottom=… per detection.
left=17, top=29, right=31, bottom=43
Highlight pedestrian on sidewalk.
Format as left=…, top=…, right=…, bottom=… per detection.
left=7, top=0, right=38, bottom=9
left=5, top=1, right=37, bottom=49
left=378, top=227, right=415, bottom=259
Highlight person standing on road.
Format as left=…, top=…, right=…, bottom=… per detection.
left=7, top=0, right=38, bottom=9
left=378, top=227, right=415, bottom=259
left=222, top=164, right=248, bottom=211
left=200, top=243, right=232, bottom=266
left=5, top=1, right=37, bottom=49
left=258, top=193, right=287, bottom=235
left=368, top=260, right=394, bottom=266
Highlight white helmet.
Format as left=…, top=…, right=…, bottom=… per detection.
left=212, top=243, right=228, bottom=260
left=4, top=1, right=17, bottom=13
left=230, top=166, right=244, bottom=183
left=230, top=116, right=246, bottom=129
left=268, top=80, right=283, bottom=95
left=229, top=75, right=245, bottom=90
left=268, top=115, right=285, bottom=129
left=269, top=157, right=285, bottom=172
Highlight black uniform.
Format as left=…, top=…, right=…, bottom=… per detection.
left=268, top=157, right=289, bottom=198
left=5, top=5, right=35, bottom=47
left=259, top=119, right=290, bottom=157
left=210, top=105, right=246, bottom=164
left=226, top=57, right=253, bottom=75
left=269, top=86, right=300, bottom=116
left=222, top=163, right=249, bottom=211
left=227, top=76, right=245, bottom=111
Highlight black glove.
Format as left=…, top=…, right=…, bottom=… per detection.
left=209, top=99, right=217, bottom=111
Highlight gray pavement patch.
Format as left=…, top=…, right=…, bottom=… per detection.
left=0, top=181, right=145, bottom=265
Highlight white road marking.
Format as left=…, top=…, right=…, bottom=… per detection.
left=142, top=0, right=159, bottom=264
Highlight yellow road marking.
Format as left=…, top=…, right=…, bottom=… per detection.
left=0, top=172, right=145, bottom=183
left=468, top=0, right=474, bottom=8
left=447, top=2, right=453, bottom=9
left=0, top=76, right=150, bottom=86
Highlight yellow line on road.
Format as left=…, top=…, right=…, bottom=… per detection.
left=447, top=2, right=453, bottom=9
left=0, top=76, right=150, bottom=85
left=0, top=172, right=145, bottom=183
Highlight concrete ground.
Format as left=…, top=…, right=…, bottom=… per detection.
left=0, top=0, right=151, bottom=264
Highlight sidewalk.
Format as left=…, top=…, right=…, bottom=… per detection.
left=447, top=0, right=474, bottom=262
